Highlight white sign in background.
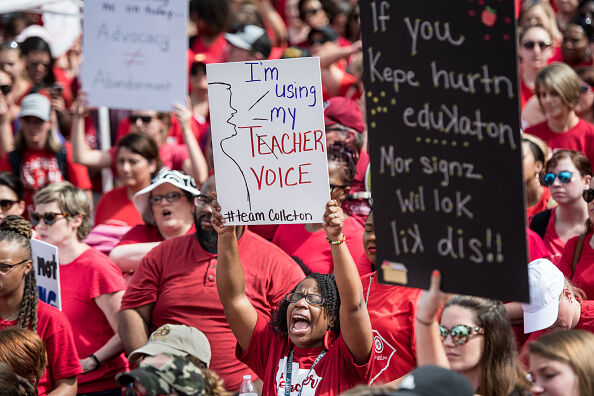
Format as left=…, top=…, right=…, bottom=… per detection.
left=31, top=239, right=61, bottom=311
left=207, top=57, right=329, bottom=225
left=81, top=0, right=187, bottom=112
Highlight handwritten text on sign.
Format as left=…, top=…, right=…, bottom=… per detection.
left=362, top=0, right=528, bottom=301
left=207, top=58, right=329, bottom=225
left=81, top=0, right=187, bottom=111
left=31, top=239, right=61, bottom=310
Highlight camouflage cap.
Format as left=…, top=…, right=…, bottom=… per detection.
left=116, top=354, right=206, bottom=396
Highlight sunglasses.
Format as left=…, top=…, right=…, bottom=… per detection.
left=583, top=188, right=594, bottom=203
left=30, top=212, right=71, bottom=226
left=521, top=40, right=551, bottom=50
left=0, top=199, right=18, bottom=211
left=149, top=191, right=182, bottom=205
left=542, top=171, right=573, bottom=187
left=581, top=85, right=591, bottom=94
left=285, top=292, right=324, bottom=305
left=129, top=115, right=154, bottom=124
left=0, top=84, right=11, bottom=96
left=439, top=324, right=484, bottom=345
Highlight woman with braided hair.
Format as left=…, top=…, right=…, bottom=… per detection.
left=0, top=215, right=80, bottom=396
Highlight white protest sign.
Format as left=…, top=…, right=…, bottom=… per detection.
left=207, top=57, right=329, bottom=225
left=81, top=0, right=187, bottom=111
left=31, top=239, right=61, bottom=310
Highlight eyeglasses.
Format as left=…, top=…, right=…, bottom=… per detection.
left=583, top=188, right=594, bottom=203
left=439, top=324, right=484, bottom=345
left=0, top=199, right=18, bottom=212
left=149, top=191, right=182, bottom=205
left=330, top=183, right=348, bottom=194
left=285, top=292, right=324, bottom=305
left=129, top=115, right=155, bottom=124
left=542, top=171, right=573, bottom=186
left=30, top=212, right=71, bottom=226
left=303, top=7, right=322, bottom=17
left=0, top=258, right=30, bottom=274
left=0, top=84, right=11, bottom=96
left=194, top=195, right=215, bottom=208
left=521, top=40, right=552, bottom=50
left=29, top=60, right=50, bottom=68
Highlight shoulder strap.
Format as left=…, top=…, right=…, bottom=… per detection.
left=571, top=233, right=587, bottom=279
left=55, top=145, right=68, bottom=180
left=529, top=209, right=552, bottom=240
left=7, top=151, right=23, bottom=178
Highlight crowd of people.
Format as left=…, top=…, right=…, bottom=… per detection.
left=0, top=0, right=593, bottom=395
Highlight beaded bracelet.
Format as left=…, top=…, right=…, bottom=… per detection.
left=326, top=234, right=346, bottom=245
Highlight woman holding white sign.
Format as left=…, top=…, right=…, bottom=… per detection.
left=33, top=182, right=127, bottom=396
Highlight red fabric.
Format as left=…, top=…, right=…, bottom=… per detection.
left=60, top=248, right=127, bottom=393
left=273, top=216, right=369, bottom=276
left=190, top=34, right=228, bottom=64
left=0, top=143, right=91, bottom=214
left=548, top=50, right=594, bottom=69
left=343, top=150, right=371, bottom=223
left=558, top=233, right=594, bottom=299
left=248, top=224, right=279, bottom=241
left=52, top=66, right=74, bottom=109
left=526, top=187, right=553, bottom=219
left=237, top=314, right=373, bottom=396
left=528, top=228, right=553, bottom=262
left=520, top=76, right=533, bottom=109
left=121, top=231, right=305, bottom=391
left=108, top=142, right=189, bottom=175
left=0, top=301, right=82, bottom=396
left=524, top=119, right=594, bottom=166
left=322, top=72, right=360, bottom=102
left=94, top=186, right=143, bottom=227
left=539, top=207, right=566, bottom=265
left=117, top=223, right=195, bottom=245
left=361, top=272, right=421, bottom=384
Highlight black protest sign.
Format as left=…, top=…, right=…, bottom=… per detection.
left=360, top=0, right=528, bottom=301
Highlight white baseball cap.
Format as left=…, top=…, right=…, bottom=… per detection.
left=18, top=93, right=51, bottom=122
left=522, top=258, right=565, bottom=333
left=133, top=170, right=200, bottom=226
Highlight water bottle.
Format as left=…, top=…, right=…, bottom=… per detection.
left=239, top=374, right=258, bottom=396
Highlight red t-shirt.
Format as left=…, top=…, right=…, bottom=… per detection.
left=361, top=272, right=421, bottom=384
left=528, top=228, right=553, bottom=262
left=0, top=301, right=82, bottom=396
left=117, top=223, right=196, bottom=245
left=527, top=188, right=554, bottom=220
left=0, top=143, right=92, bottom=214
left=558, top=233, right=594, bottom=300
left=524, top=119, right=594, bottom=166
left=540, top=207, right=566, bottom=265
left=190, top=34, right=228, bottom=64
left=121, top=231, right=305, bottom=391
left=273, top=216, right=369, bottom=276
left=238, top=314, right=373, bottom=396
left=94, top=186, right=143, bottom=227
left=60, top=248, right=128, bottom=392
left=520, top=76, right=533, bottom=109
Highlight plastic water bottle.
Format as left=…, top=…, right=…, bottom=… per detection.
left=239, top=374, right=258, bottom=396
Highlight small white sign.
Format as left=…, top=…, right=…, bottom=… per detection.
left=207, top=57, right=329, bottom=225
left=81, top=0, right=187, bottom=111
left=31, top=239, right=61, bottom=310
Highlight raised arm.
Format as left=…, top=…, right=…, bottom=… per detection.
left=70, top=93, right=111, bottom=168
left=415, top=270, right=450, bottom=368
left=0, top=95, right=13, bottom=156
left=324, top=200, right=372, bottom=364
left=212, top=197, right=258, bottom=351
left=173, top=100, right=208, bottom=184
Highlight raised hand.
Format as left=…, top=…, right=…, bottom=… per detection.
left=323, top=200, right=344, bottom=242
left=210, top=193, right=236, bottom=237
left=417, top=270, right=449, bottom=324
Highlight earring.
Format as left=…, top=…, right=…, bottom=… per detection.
left=323, top=329, right=336, bottom=349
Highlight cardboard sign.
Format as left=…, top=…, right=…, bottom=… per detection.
left=207, top=58, right=329, bottom=225
left=361, top=1, right=529, bottom=301
left=81, top=0, right=187, bottom=111
left=31, top=239, right=61, bottom=310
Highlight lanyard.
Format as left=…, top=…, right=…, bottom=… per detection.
left=284, top=346, right=326, bottom=396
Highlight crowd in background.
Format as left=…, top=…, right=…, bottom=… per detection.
left=0, top=0, right=593, bottom=395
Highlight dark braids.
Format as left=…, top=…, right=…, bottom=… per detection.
left=271, top=273, right=341, bottom=336
left=0, top=216, right=37, bottom=331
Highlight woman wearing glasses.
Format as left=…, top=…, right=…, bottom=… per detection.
left=415, top=271, right=531, bottom=396
left=530, top=150, right=591, bottom=264
left=524, top=63, right=594, bottom=167
left=109, top=170, right=198, bottom=273
left=0, top=215, right=81, bottom=396
left=0, top=171, right=25, bottom=222
left=33, top=182, right=127, bottom=396
left=213, top=198, right=374, bottom=395
left=518, top=25, right=554, bottom=109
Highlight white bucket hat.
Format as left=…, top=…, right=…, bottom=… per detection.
left=133, top=170, right=200, bottom=226
left=522, top=258, right=565, bottom=333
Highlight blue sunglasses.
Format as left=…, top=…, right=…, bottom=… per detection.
left=542, top=171, right=572, bottom=187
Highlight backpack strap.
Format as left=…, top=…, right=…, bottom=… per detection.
left=529, top=209, right=552, bottom=240
left=55, top=145, right=68, bottom=181
left=571, top=233, right=588, bottom=279
left=7, top=151, right=23, bottom=178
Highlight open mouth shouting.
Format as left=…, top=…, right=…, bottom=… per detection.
left=290, top=312, right=312, bottom=336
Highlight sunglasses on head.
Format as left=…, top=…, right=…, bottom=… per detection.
left=129, top=115, right=154, bottom=124
left=583, top=188, right=594, bottom=203
left=0, top=84, right=11, bottom=96
left=541, top=171, right=573, bottom=187
left=439, top=324, right=484, bottom=345
left=30, top=212, right=71, bottom=226
left=521, top=40, right=551, bottom=50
